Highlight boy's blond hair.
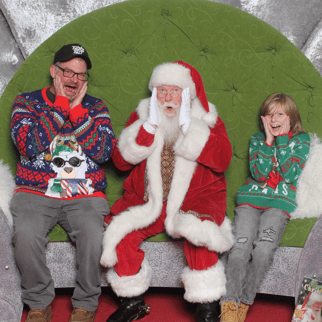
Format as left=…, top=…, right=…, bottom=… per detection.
left=260, top=93, right=306, bottom=136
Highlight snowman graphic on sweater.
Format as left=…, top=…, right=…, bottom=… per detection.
left=45, top=136, right=94, bottom=198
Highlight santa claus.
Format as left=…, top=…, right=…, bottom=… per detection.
left=293, top=292, right=322, bottom=322
left=100, top=61, right=234, bottom=322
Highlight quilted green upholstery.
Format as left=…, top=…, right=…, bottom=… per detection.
left=1, top=0, right=322, bottom=246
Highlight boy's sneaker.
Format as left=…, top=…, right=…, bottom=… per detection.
left=220, top=301, right=238, bottom=322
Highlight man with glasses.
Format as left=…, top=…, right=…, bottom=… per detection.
left=100, top=61, right=233, bottom=322
left=10, top=44, right=116, bottom=322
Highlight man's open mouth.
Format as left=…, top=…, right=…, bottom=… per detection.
left=65, top=84, right=78, bottom=94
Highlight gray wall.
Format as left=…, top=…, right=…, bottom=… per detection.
left=1, top=0, right=322, bottom=98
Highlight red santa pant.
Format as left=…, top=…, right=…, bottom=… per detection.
left=114, top=208, right=218, bottom=277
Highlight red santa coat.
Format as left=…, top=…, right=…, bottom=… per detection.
left=101, top=97, right=234, bottom=268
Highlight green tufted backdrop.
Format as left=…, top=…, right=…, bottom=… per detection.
left=1, top=0, right=322, bottom=246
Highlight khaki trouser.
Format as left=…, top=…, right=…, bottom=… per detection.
left=11, top=191, right=108, bottom=311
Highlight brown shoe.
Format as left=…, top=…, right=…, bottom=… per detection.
left=237, top=302, right=250, bottom=322
left=219, top=302, right=238, bottom=322
left=26, top=305, right=52, bottom=322
left=69, top=307, right=96, bottom=322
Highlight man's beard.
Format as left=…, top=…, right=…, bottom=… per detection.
left=158, top=101, right=181, bottom=144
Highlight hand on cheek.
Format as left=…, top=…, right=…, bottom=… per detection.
left=261, top=116, right=274, bottom=145
left=54, top=75, right=64, bottom=97
left=70, top=81, right=87, bottom=110
left=278, top=116, right=290, bottom=136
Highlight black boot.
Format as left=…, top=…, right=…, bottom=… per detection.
left=106, top=295, right=151, bottom=322
left=196, top=301, right=219, bottom=322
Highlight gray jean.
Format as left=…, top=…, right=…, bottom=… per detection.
left=10, top=191, right=108, bottom=311
left=221, top=205, right=289, bottom=305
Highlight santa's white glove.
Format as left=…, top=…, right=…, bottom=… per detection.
left=179, top=87, right=191, bottom=135
left=143, top=87, right=159, bottom=134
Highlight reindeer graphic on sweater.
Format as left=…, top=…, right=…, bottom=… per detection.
left=45, top=137, right=94, bottom=198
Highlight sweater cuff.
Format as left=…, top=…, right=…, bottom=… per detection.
left=54, top=95, right=69, bottom=115
left=142, top=121, right=157, bottom=134
left=69, top=104, right=87, bottom=123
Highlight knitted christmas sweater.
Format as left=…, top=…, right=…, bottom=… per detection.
left=10, top=87, right=116, bottom=199
left=236, top=131, right=311, bottom=216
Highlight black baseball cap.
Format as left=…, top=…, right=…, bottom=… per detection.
left=54, top=44, right=92, bottom=69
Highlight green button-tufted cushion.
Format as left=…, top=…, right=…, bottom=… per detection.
left=1, top=0, right=322, bottom=246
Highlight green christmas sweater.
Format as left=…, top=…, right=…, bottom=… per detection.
left=236, top=132, right=311, bottom=216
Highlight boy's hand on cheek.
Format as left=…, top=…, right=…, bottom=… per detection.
left=278, top=117, right=290, bottom=136
left=261, top=116, right=274, bottom=145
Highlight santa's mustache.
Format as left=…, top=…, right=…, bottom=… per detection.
left=158, top=101, right=180, bottom=109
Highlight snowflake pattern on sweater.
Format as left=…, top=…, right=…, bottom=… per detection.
left=237, top=131, right=311, bottom=215
left=10, top=87, right=116, bottom=197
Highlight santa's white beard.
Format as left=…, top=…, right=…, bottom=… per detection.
left=158, top=101, right=181, bottom=144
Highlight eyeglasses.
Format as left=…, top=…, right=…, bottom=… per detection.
left=56, top=65, right=89, bottom=81
left=52, top=157, right=85, bottom=168
left=157, top=87, right=182, bottom=98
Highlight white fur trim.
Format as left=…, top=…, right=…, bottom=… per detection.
left=149, top=62, right=196, bottom=98
left=107, top=258, right=152, bottom=297
left=136, top=98, right=150, bottom=120
left=175, top=100, right=218, bottom=162
left=181, top=261, right=227, bottom=303
left=118, top=123, right=155, bottom=167
left=175, top=117, right=210, bottom=161
left=101, top=130, right=164, bottom=267
left=117, top=98, right=158, bottom=164
left=143, top=121, right=156, bottom=134
left=0, top=161, right=15, bottom=228
left=291, top=134, right=322, bottom=218
left=176, top=215, right=234, bottom=253
left=164, top=153, right=198, bottom=238
left=202, top=103, right=218, bottom=128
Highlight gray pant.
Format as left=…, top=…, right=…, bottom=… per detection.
left=221, top=205, right=289, bottom=305
left=10, top=192, right=108, bottom=311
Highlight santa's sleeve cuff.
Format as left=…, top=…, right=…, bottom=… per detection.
left=143, top=121, right=157, bottom=134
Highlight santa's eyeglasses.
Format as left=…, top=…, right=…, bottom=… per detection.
left=157, top=87, right=182, bottom=98
left=52, top=157, right=84, bottom=168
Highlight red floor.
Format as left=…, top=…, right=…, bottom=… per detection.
left=21, top=287, right=295, bottom=322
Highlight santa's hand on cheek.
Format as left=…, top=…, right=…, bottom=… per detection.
left=179, top=87, right=191, bottom=135
left=143, top=87, right=159, bottom=134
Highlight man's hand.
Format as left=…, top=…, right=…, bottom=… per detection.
left=53, top=74, right=65, bottom=97
left=70, top=81, right=87, bottom=110
left=143, top=87, right=159, bottom=134
left=179, top=87, right=191, bottom=135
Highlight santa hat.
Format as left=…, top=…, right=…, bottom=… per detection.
left=148, top=61, right=210, bottom=112
left=307, top=292, right=322, bottom=307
